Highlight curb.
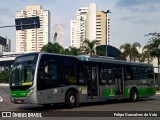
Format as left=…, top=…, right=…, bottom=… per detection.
left=0, top=84, right=9, bottom=87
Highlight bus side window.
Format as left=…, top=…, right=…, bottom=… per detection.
left=64, top=61, right=77, bottom=84
left=137, top=67, right=147, bottom=79
left=99, top=68, right=104, bottom=84
left=92, top=67, right=96, bottom=81
left=49, top=64, right=57, bottom=80
left=78, top=62, right=86, bottom=84
left=99, top=65, right=107, bottom=85
left=132, top=67, right=138, bottom=80
left=147, top=67, right=154, bottom=79
left=107, top=68, right=114, bottom=84
left=124, top=66, right=132, bottom=80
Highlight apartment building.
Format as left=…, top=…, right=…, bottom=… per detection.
left=16, top=5, right=50, bottom=52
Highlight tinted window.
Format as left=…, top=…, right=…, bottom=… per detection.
left=147, top=67, right=154, bottom=79
left=124, top=66, right=133, bottom=80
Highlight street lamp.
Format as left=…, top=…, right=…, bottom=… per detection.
left=102, top=10, right=111, bottom=57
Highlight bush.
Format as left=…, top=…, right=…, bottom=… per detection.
left=0, top=69, right=11, bottom=83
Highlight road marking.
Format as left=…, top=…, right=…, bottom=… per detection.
left=0, top=96, right=3, bottom=102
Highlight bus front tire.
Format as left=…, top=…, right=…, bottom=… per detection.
left=130, top=89, right=138, bottom=102
left=65, top=91, right=77, bottom=108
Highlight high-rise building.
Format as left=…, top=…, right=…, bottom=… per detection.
left=0, top=37, right=11, bottom=52
left=71, top=20, right=78, bottom=47
left=88, top=3, right=96, bottom=41
left=53, top=24, right=65, bottom=47
left=71, top=7, right=88, bottom=48
left=101, top=11, right=110, bottom=45
left=71, top=3, right=110, bottom=48
left=16, top=5, right=50, bottom=52
left=87, top=11, right=110, bottom=45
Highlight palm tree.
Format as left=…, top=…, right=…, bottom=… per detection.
left=145, top=32, right=160, bottom=76
left=140, top=44, right=153, bottom=63
left=83, top=39, right=99, bottom=56
left=149, top=40, right=160, bottom=74
left=120, top=42, right=141, bottom=62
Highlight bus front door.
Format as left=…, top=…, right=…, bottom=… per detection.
left=86, top=66, right=98, bottom=99
left=114, top=67, right=124, bottom=96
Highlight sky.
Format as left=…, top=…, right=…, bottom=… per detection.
left=0, top=0, right=160, bottom=51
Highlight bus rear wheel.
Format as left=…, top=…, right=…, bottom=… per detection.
left=65, top=91, right=77, bottom=108
left=130, top=89, right=138, bottom=102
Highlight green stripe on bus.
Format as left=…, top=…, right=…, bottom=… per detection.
left=104, top=87, right=156, bottom=97
left=104, top=88, right=116, bottom=97
left=10, top=90, right=29, bottom=97
left=138, top=87, right=156, bottom=96
left=124, top=87, right=156, bottom=97
left=124, top=88, right=130, bottom=97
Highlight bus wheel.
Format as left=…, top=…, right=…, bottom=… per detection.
left=130, top=89, right=138, bottom=102
left=65, top=91, right=77, bottom=108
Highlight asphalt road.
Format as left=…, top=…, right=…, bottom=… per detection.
left=0, top=86, right=160, bottom=120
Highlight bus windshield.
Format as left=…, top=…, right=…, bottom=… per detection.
left=10, top=54, right=38, bottom=87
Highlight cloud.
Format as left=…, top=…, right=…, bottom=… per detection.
left=108, top=0, right=160, bottom=48
left=115, top=0, right=160, bottom=16
left=116, top=0, right=160, bottom=7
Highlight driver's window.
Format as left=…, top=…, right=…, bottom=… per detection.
left=37, top=60, right=58, bottom=90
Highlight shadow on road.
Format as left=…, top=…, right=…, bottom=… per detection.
left=16, top=97, right=156, bottom=111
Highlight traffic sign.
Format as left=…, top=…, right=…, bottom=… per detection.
left=15, top=16, right=40, bottom=30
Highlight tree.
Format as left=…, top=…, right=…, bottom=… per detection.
left=63, top=47, right=80, bottom=55
left=145, top=32, right=160, bottom=74
left=41, top=42, right=64, bottom=54
left=83, top=39, right=99, bottom=56
left=41, top=42, right=54, bottom=53
left=120, top=42, right=141, bottom=62
left=145, top=32, right=160, bottom=85
left=0, top=69, right=11, bottom=83
left=52, top=42, right=64, bottom=54
left=68, top=47, right=80, bottom=55
left=140, top=44, right=153, bottom=63
left=63, top=48, right=70, bottom=55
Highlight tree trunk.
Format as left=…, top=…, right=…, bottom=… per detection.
left=134, top=56, right=136, bottom=62
left=90, top=51, right=92, bottom=56
left=129, top=54, right=132, bottom=61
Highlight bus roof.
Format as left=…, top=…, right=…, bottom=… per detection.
left=16, top=52, right=153, bottom=67
left=76, top=55, right=153, bottom=67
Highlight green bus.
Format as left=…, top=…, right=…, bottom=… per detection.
left=9, top=52, right=156, bottom=108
